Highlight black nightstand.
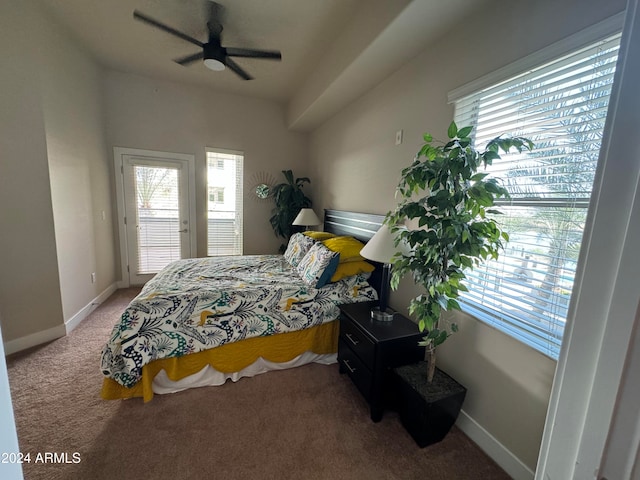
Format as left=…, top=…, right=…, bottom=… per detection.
left=337, top=301, right=425, bottom=422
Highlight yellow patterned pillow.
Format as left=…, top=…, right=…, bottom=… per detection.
left=330, top=260, right=375, bottom=282
left=322, top=236, right=366, bottom=263
left=303, top=231, right=336, bottom=241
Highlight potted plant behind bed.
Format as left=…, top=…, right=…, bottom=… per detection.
left=269, top=170, right=313, bottom=252
left=385, top=121, right=533, bottom=446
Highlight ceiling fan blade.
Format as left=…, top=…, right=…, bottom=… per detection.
left=133, top=10, right=203, bottom=48
left=174, top=52, right=204, bottom=66
left=224, top=57, right=253, bottom=80
left=226, top=47, right=282, bottom=60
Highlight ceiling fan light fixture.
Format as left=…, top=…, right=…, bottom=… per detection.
left=133, top=6, right=280, bottom=81
left=204, top=58, right=225, bottom=71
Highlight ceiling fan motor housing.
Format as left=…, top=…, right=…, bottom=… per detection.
left=204, top=42, right=225, bottom=62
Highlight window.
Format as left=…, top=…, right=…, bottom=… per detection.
left=451, top=31, right=621, bottom=359
left=208, top=187, right=225, bottom=204
left=206, top=149, right=243, bottom=256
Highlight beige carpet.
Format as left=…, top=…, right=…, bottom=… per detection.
left=7, top=288, right=510, bottom=480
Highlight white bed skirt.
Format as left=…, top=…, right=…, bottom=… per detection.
left=152, top=352, right=338, bottom=395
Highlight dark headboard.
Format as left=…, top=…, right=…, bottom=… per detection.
left=323, top=209, right=386, bottom=296
left=323, top=209, right=385, bottom=242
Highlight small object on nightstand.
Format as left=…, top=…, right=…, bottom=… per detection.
left=369, top=302, right=393, bottom=321
left=337, top=301, right=425, bottom=422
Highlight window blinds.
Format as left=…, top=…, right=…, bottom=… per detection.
left=453, top=33, right=621, bottom=358
left=135, top=164, right=182, bottom=275
left=206, top=149, right=244, bottom=256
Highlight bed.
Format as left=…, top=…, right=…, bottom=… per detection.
left=101, top=209, right=385, bottom=401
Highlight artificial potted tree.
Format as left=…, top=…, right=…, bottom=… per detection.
left=269, top=170, right=312, bottom=252
left=386, top=122, right=532, bottom=446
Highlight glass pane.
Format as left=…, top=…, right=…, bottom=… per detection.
left=460, top=206, right=587, bottom=357
left=207, top=151, right=243, bottom=256
left=134, top=165, right=181, bottom=274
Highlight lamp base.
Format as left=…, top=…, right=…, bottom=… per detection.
left=370, top=307, right=394, bottom=322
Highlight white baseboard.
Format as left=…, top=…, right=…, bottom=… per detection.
left=65, top=283, right=117, bottom=334
left=116, top=280, right=128, bottom=289
left=456, top=409, right=535, bottom=480
left=3, top=324, right=66, bottom=356
left=3, top=283, right=117, bottom=356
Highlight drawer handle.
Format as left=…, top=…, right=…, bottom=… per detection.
left=343, top=359, right=356, bottom=374
left=345, top=333, right=359, bottom=346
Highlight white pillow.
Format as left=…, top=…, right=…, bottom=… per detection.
left=296, top=243, right=340, bottom=288
left=283, top=233, right=316, bottom=267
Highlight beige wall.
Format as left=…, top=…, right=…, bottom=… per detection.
left=309, top=0, right=625, bottom=469
left=0, top=0, right=64, bottom=341
left=0, top=0, right=116, bottom=343
left=104, top=71, right=310, bottom=267
left=38, top=5, right=116, bottom=321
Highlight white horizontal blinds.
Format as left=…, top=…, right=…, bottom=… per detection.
left=454, top=33, right=621, bottom=358
left=134, top=164, right=182, bottom=274
left=206, top=149, right=244, bottom=256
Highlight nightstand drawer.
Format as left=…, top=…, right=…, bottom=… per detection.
left=338, top=339, right=372, bottom=401
left=339, top=315, right=375, bottom=369
left=338, top=302, right=425, bottom=422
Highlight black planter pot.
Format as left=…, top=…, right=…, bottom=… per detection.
left=393, top=362, right=466, bottom=448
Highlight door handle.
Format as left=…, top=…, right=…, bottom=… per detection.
left=177, top=229, right=188, bottom=233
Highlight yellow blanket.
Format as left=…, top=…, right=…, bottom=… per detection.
left=101, top=321, right=339, bottom=402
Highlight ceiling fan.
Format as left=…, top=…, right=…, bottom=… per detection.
left=133, top=2, right=282, bottom=81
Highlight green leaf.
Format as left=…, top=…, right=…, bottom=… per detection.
left=448, top=121, right=458, bottom=139
left=436, top=296, right=449, bottom=310
left=423, top=133, right=433, bottom=142
left=482, top=150, right=500, bottom=164
left=457, top=126, right=473, bottom=139
left=471, top=173, right=489, bottom=182
left=447, top=298, right=461, bottom=310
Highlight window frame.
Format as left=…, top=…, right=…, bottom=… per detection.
left=448, top=14, right=623, bottom=359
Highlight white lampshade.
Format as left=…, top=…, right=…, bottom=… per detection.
left=292, top=208, right=321, bottom=227
left=360, top=225, right=409, bottom=264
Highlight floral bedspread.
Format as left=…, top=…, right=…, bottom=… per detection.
left=101, top=255, right=377, bottom=388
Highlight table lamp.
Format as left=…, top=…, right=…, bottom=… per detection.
left=292, top=208, right=321, bottom=230
left=360, top=225, right=409, bottom=321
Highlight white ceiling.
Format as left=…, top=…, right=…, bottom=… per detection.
left=36, top=0, right=487, bottom=130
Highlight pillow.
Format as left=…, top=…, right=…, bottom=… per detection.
left=322, top=236, right=366, bottom=263
left=296, top=243, right=340, bottom=288
left=284, top=233, right=316, bottom=267
left=303, top=231, right=336, bottom=241
left=330, top=260, right=375, bottom=282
